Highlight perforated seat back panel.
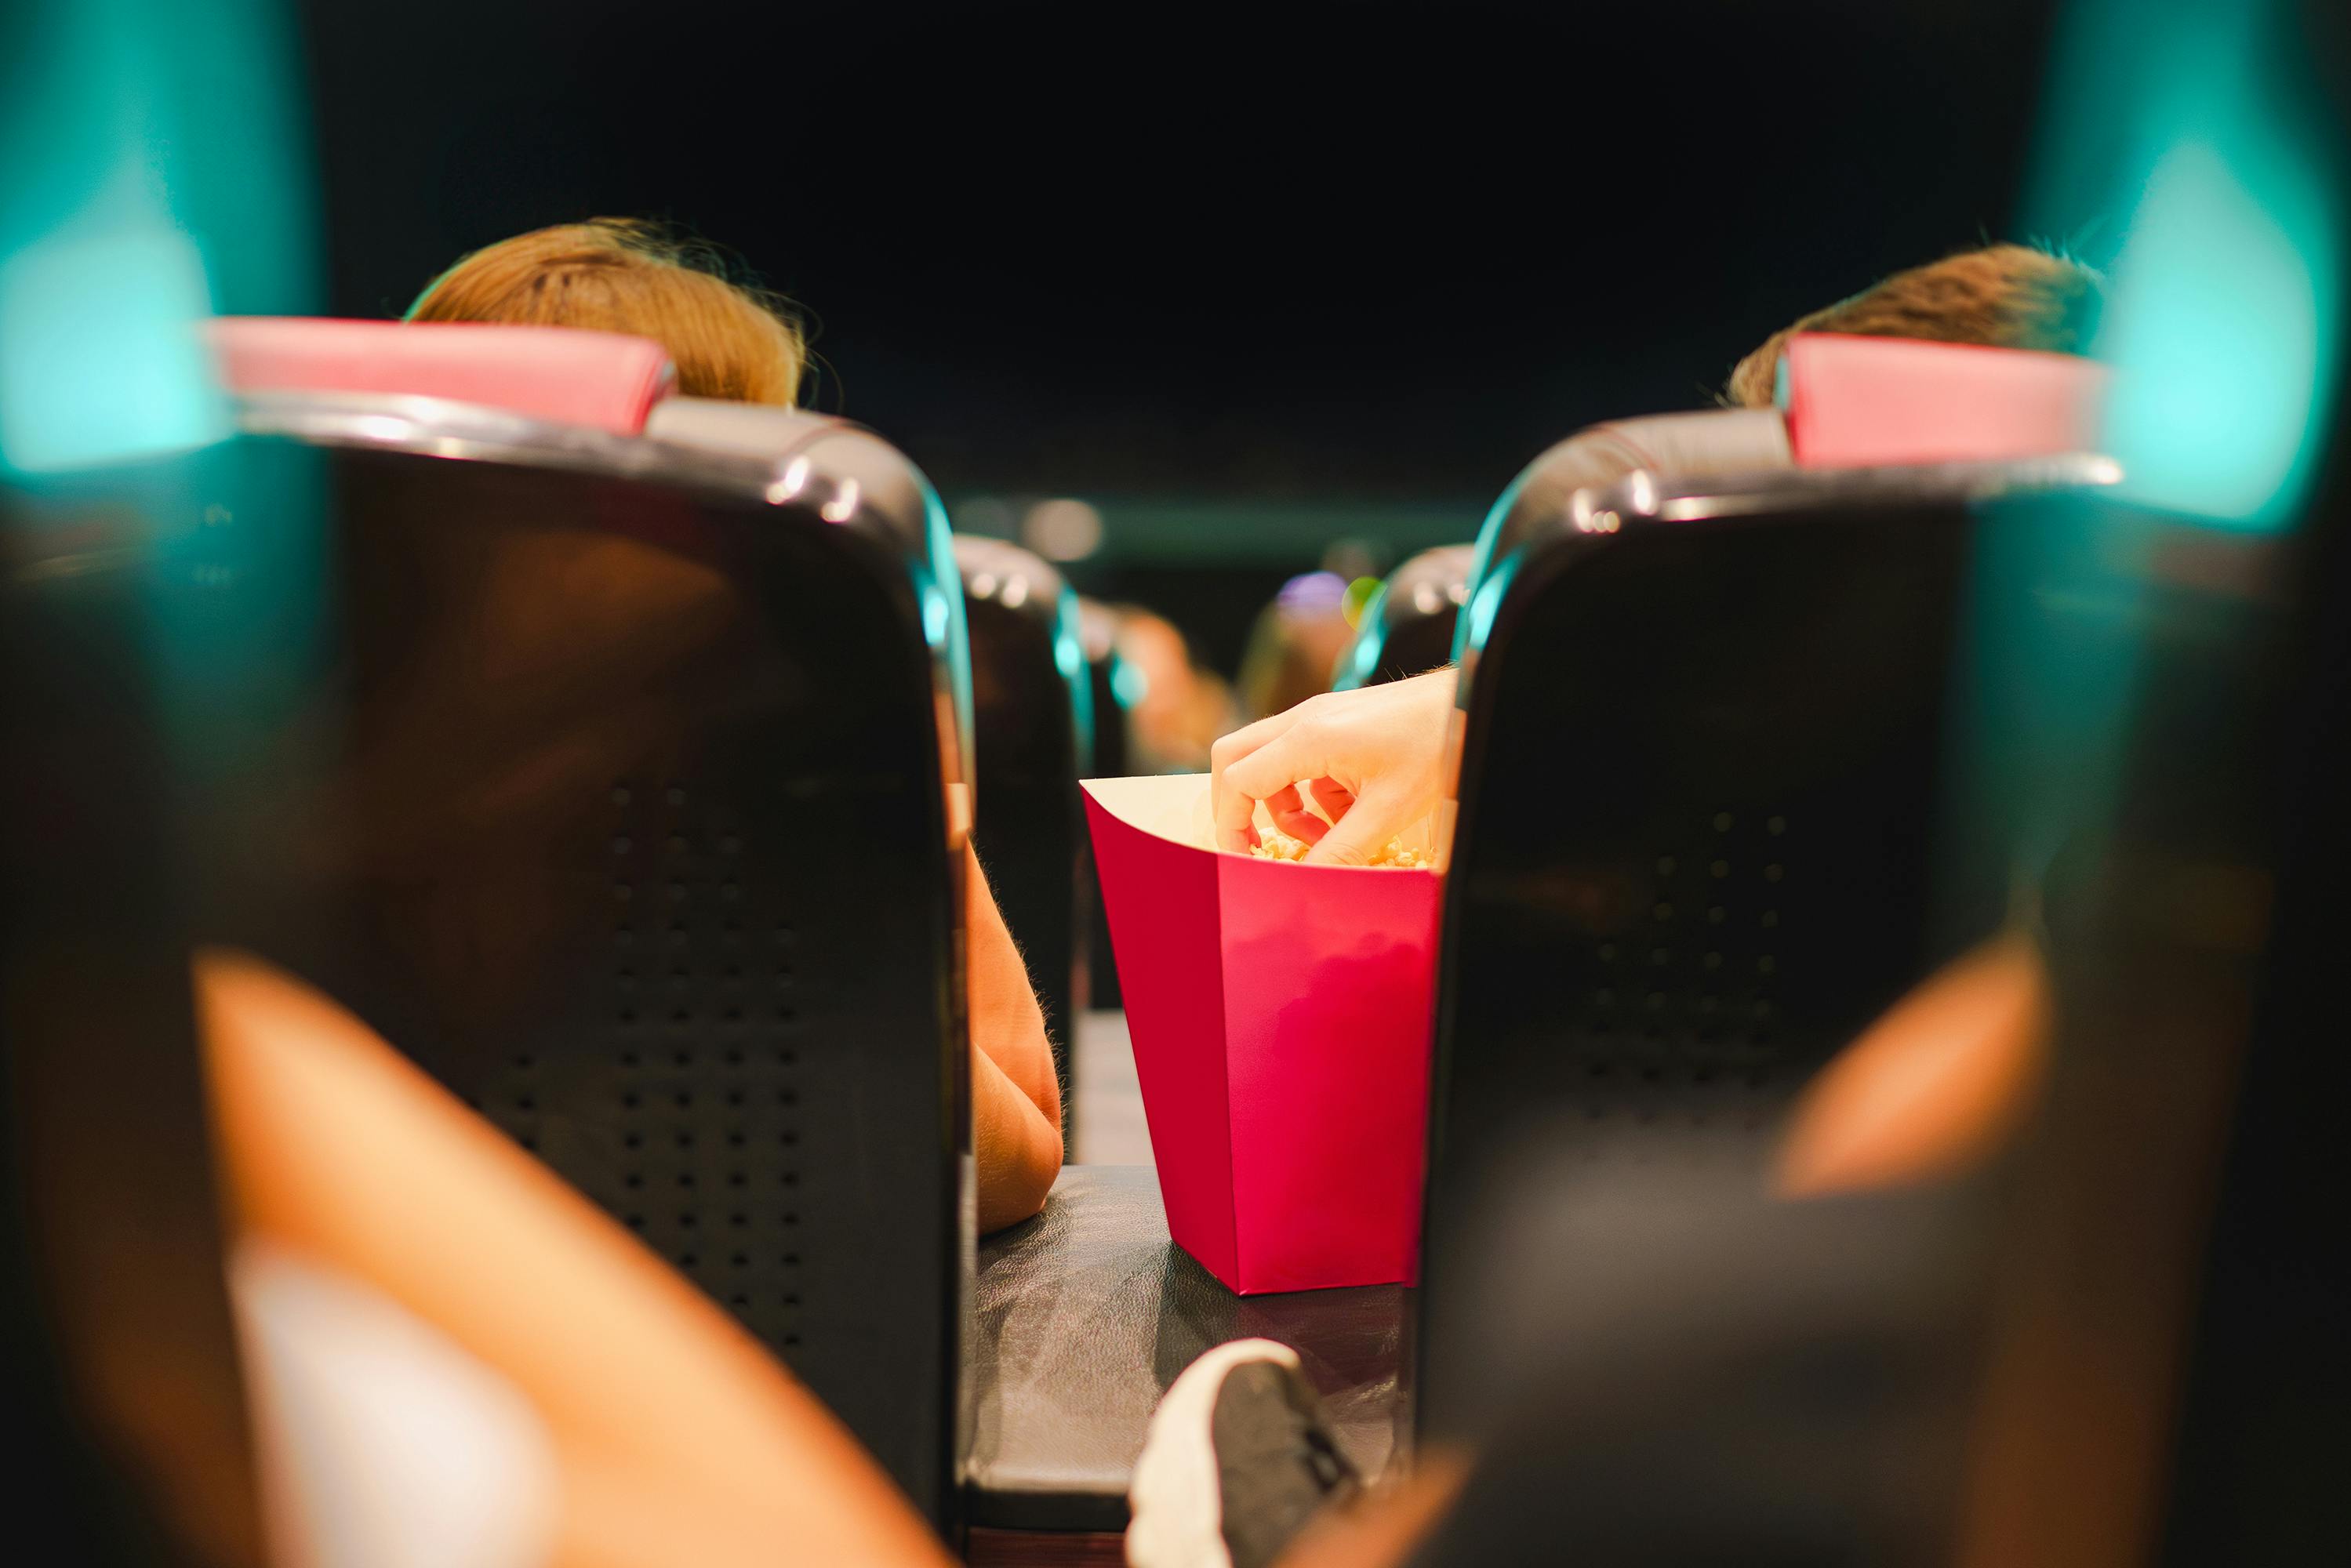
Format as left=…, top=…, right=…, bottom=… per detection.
left=1423, top=501, right=1971, bottom=1436
left=145, top=438, right=961, bottom=1526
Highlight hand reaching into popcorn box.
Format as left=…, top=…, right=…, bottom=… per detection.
left=1081, top=672, right=1459, bottom=1294
left=1209, top=670, right=1454, bottom=869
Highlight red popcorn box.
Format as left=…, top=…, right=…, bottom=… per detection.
left=1081, top=775, right=1444, bottom=1294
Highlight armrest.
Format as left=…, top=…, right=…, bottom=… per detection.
left=968, top=1165, right=1410, bottom=1531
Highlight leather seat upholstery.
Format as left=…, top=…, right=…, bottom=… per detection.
left=968, top=1165, right=1408, bottom=1532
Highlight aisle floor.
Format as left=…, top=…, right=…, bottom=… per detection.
left=1070, top=1010, right=1153, bottom=1166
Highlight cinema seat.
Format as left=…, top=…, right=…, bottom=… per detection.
left=957, top=538, right=1091, bottom=1129
left=1333, top=543, right=1475, bottom=690
left=1417, top=474, right=2309, bottom=1562
left=1332, top=405, right=1807, bottom=691
left=1077, top=597, right=1138, bottom=1011
left=203, top=949, right=957, bottom=1568
left=0, top=550, right=949, bottom=1568
left=1417, top=336, right=2126, bottom=1439
left=1422, top=332, right=2103, bottom=592
left=5, top=350, right=977, bottom=1529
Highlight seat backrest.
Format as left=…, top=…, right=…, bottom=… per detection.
left=10, top=393, right=976, bottom=1530
left=1077, top=598, right=1137, bottom=1011
left=1335, top=543, right=1476, bottom=690
left=2, top=468, right=267, bottom=1565
left=1418, top=452, right=2122, bottom=1438
left=1448, top=342, right=2102, bottom=587
left=1439, top=409, right=1797, bottom=667
left=208, top=317, right=674, bottom=435
left=955, top=536, right=1090, bottom=1112
left=643, top=395, right=834, bottom=455
left=1542, top=407, right=1797, bottom=488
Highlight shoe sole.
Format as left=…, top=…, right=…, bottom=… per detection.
left=1125, top=1338, right=1304, bottom=1568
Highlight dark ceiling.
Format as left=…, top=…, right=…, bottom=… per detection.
left=294, top=0, right=2068, bottom=502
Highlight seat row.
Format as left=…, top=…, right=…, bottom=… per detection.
left=2, top=314, right=2328, bottom=1559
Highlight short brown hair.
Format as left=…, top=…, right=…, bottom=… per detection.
left=1726, top=243, right=2104, bottom=408
left=407, top=219, right=805, bottom=406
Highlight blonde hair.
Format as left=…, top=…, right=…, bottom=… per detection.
left=407, top=219, right=805, bottom=406
left=1726, top=243, right=2105, bottom=408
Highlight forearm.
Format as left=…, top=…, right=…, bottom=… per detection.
left=973, top=1040, right=1061, bottom=1232
left=963, top=844, right=1063, bottom=1134
left=962, top=844, right=1063, bottom=1232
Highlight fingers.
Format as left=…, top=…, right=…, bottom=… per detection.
left=1218, top=722, right=1336, bottom=842
left=1306, top=777, right=1355, bottom=822
left=1274, top=777, right=1355, bottom=846
left=1266, top=782, right=1328, bottom=844
left=1210, top=710, right=1299, bottom=851
left=1303, top=783, right=1408, bottom=867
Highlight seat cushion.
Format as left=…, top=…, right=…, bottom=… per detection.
left=968, top=1165, right=1409, bottom=1531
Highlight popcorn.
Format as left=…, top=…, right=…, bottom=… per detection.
left=1248, top=829, right=1424, bottom=868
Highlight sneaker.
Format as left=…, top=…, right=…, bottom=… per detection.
left=1126, top=1338, right=1363, bottom=1568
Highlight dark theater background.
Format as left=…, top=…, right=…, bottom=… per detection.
left=294, top=0, right=2066, bottom=671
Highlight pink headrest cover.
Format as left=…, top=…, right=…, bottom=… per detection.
left=207, top=318, right=674, bottom=436
left=1782, top=332, right=2109, bottom=469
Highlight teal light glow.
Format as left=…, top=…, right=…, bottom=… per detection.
left=1920, top=0, right=2342, bottom=958
left=1053, top=608, right=1085, bottom=683
left=1455, top=477, right=1524, bottom=660
left=0, top=229, right=224, bottom=471
left=921, top=488, right=978, bottom=777
left=1052, top=583, right=1096, bottom=763
left=1110, top=658, right=1149, bottom=710
left=2099, top=137, right=2338, bottom=526
left=2, top=0, right=318, bottom=478
left=2020, top=0, right=2342, bottom=530
left=1332, top=585, right=1390, bottom=691
left=1456, top=554, right=1520, bottom=659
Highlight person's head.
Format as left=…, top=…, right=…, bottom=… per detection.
left=1237, top=572, right=1355, bottom=722
left=407, top=219, right=805, bottom=406
left=1726, top=243, right=2104, bottom=409
left=1112, top=608, right=1234, bottom=771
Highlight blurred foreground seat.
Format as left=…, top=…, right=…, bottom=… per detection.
left=1420, top=445, right=2126, bottom=1432
left=46, top=318, right=979, bottom=1530
left=1418, top=335, right=2124, bottom=1436
left=1, top=537, right=267, bottom=1566
left=1409, top=493, right=2320, bottom=1568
